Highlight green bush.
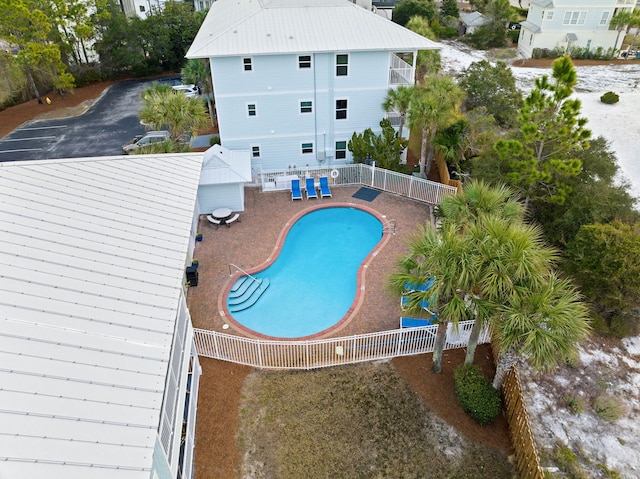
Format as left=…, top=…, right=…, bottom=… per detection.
left=209, top=135, right=221, bottom=146
left=600, top=91, right=620, bottom=104
left=439, top=26, right=459, bottom=39
left=508, top=30, right=520, bottom=44
left=594, top=395, right=623, bottom=422
left=564, top=396, right=585, bottom=414
left=454, top=364, right=501, bottom=425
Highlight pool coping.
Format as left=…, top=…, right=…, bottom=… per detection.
left=216, top=202, right=392, bottom=341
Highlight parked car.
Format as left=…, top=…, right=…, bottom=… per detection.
left=172, top=84, right=199, bottom=98
left=508, top=22, right=521, bottom=30
left=122, top=130, right=170, bottom=153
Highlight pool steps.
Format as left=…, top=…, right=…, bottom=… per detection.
left=228, top=276, right=271, bottom=312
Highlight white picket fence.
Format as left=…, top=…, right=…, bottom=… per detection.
left=193, top=320, right=489, bottom=370
left=257, top=163, right=457, bottom=206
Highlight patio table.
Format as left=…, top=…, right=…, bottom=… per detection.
left=212, top=207, right=232, bottom=220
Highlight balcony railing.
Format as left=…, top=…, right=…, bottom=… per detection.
left=389, top=53, right=414, bottom=86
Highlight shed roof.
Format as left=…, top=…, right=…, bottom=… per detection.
left=200, top=145, right=252, bottom=185
left=0, top=153, right=203, bottom=479
left=460, top=11, right=489, bottom=27
left=187, top=0, right=439, bottom=58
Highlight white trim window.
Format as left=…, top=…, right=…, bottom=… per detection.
left=563, top=11, right=587, bottom=25
left=298, top=55, right=312, bottom=69
left=336, top=54, right=348, bottom=76
left=300, top=100, right=313, bottom=114
left=336, top=99, right=348, bottom=120
left=600, top=11, right=610, bottom=26
left=335, top=140, right=347, bottom=160
left=243, top=57, right=253, bottom=71
left=301, top=142, right=313, bottom=154
left=546, top=11, right=554, bottom=21
left=251, top=145, right=260, bottom=158
left=247, top=103, right=257, bottom=117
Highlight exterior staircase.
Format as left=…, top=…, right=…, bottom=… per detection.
left=228, top=275, right=270, bottom=312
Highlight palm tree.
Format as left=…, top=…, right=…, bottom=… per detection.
left=408, top=75, right=463, bottom=177
left=139, top=86, right=209, bottom=141
left=182, top=58, right=215, bottom=126
left=383, top=85, right=413, bottom=140
left=491, top=272, right=591, bottom=389
left=610, top=9, right=640, bottom=54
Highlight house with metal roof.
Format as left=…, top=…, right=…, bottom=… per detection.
left=0, top=153, right=204, bottom=479
left=517, top=0, right=634, bottom=58
left=186, top=0, right=439, bottom=170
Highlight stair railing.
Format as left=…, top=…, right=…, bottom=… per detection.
left=382, top=219, right=396, bottom=235
left=229, top=263, right=262, bottom=284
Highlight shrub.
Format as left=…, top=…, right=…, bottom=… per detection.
left=594, top=395, right=623, bottom=422
left=564, top=396, right=585, bottom=414
left=553, top=442, right=588, bottom=479
left=600, top=91, right=620, bottom=104
left=209, top=135, right=221, bottom=146
left=454, top=364, right=501, bottom=425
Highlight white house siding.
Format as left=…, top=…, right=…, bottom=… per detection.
left=211, top=51, right=390, bottom=169
left=197, top=183, right=245, bottom=212
left=518, top=0, right=629, bottom=58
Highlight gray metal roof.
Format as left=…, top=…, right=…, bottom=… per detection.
left=187, top=0, right=439, bottom=58
left=0, top=153, right=203, bottom=479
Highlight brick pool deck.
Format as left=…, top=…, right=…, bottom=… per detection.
left=187, top=185, right=433, bottom=338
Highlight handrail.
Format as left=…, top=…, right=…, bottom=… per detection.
left=382, top=219, right=396, bottom=235
left=228, top=263, right=261, bottom=284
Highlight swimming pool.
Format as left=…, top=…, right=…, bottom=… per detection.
left=225, top=206, right=384, bottom=338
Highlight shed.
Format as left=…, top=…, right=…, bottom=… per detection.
left=198, top=144, right=252, bottom=213
left=460, top=11, right=490, bottom=34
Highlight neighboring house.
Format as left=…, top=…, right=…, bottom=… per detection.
left=198, top=144, right=253, bottom=212
left=517, top=0, right=635, bottom=58
left=0, top=153, right=204, bottom=479
left=186, top=0, right=438, bottom=170
left=120, top=0, right=201, bottom=18
left=460, top=11, right=490, bottom=34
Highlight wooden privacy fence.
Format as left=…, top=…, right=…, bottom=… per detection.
left=502, top=366, right=545, bottom=479
left=258, top=163, right=457, bottom=206
left=194, top=320, right=489, bottom=370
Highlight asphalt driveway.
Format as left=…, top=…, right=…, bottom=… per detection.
left=0, top=75, right=180, bottom=162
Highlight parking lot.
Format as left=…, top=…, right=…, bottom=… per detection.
left=0, top=75, right=180, bottom=162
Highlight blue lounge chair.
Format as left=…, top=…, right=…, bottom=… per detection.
left=319, top=176, right=332, bottom=198
left=400, top=295, right=431, bottom=311
left=400, top=316, right=437, bottom=328
left=291, top=178, right=302, bottom=200
left=402, top=276, right=435, bottom=295
left=305, top=177, right=318, bottom=199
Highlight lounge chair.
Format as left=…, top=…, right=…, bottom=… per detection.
left=400, top=295, right=431, bottom=311
left=305, top=177, right=318, bottom=199
left=400, top=316, right=436, bottom=328
left=225, top=213, right=240, bottom=227
left=291, top=178, right=302, bottom=200
left=402, top=277, right=435, bottom=295
left=319, top=176, right=332, bottom=198
left=206, top=215, right=221, bottom=229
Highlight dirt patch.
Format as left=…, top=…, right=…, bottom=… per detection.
left=512, top=57, right=639, bottom=68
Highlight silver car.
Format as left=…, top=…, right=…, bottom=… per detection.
left=171, top=84, right=199, bottom=98
left=122, top=131, right=170, bottom=153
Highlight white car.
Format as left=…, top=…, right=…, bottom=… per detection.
left=172, top=84, right=199, bottom=98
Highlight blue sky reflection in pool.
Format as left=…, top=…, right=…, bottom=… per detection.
left=228, top=207, right=383, bottom=338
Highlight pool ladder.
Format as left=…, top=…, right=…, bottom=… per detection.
left=382, top=219, right=397, bottom=235
left=229, top=263, right=260, bottom=283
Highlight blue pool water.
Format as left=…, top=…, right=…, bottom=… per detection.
left=227, top=207, right=383, bottom=338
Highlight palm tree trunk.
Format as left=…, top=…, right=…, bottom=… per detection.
left=26, top=66, right=42, bottom=104
left=431, top=319, right=448, bottom=373
left=419, top=127, right=428, bottom=176
left=464, top=319, right=482, bottom=365
left=398, top=114, right=405, bottom=140
left=424, top=125, right=437, bottom=178
left=492, top=347, right=518, bottom=389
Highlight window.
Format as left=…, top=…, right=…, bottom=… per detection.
left=247, top=103, right=256, bottom=117
left=299, top=55, right=311, bottom=69
left=335, top=141, right=347, bottom=160
left=336, top=54, right=348, bottom=76
left=302, top=142, right=313, bottom=154
left=243, top=57, right=252, bottom=71
left=563, top=11, right=587, bottom=25
left=251, top=146, right=260, bottom=158
left=139, top=5, right=145, bottom=12
left=336, top=99, right=347, bottom=120
left=600, top=11, right=610, bottom=25
left=546, top=11, right=554, bottom=21
left=300, top=100, right=313, bottom=114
